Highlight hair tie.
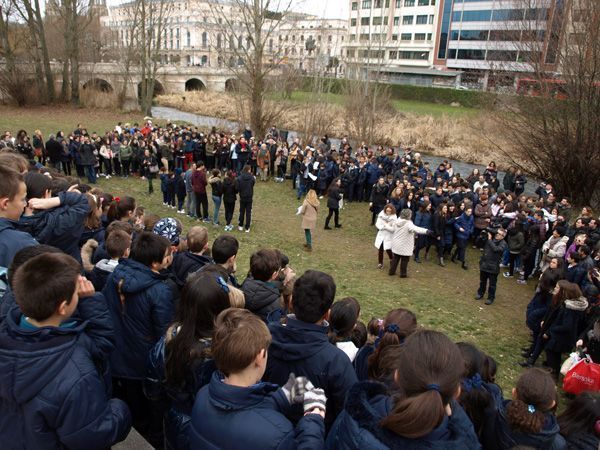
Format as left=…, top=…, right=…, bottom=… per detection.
left=216, top=276, right=230, bottom=293
left=384, top=324, right=400, bottom=334
left=114, top=197, right=121, bottom=203
left=426, top=384, right=440, bottom=393
left=527, top=404, right=536, bottom=414
left=461, top=373, right=483, bottom=392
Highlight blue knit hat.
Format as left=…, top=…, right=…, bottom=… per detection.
left=153, top=217, right=181, bottom=245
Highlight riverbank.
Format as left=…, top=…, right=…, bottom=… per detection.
left=156, top=91, right=510, bottom=167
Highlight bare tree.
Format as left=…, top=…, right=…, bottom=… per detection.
left=210, top=0, right=294, bottom=138
left=489, top=0, right=600, bottom=205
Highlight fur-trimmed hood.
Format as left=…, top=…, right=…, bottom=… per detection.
left=565, top=296, right=588, bottom=311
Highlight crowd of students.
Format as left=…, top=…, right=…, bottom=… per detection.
left=0, top=123, right=599, bottom=450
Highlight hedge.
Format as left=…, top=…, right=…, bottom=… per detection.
left=299, top=77, right=497, bottom=109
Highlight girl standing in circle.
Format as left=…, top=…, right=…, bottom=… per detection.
left=324, top=178, right=342, bottom=230
left=300, top=189, right=319, bottom=251
left=374, top=204, right=396, bottom=269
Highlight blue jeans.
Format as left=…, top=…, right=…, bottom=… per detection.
left=212, top=195, right=222, bottom=224
left=85, top=165, right=96, bottom=184
left=186, top=191, right=196, bottom=217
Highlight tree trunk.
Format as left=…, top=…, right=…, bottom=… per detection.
left=61, top=60, right=70, bottom=100
left=33, top=0, right=55, bottom=101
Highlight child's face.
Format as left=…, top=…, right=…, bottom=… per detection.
left=2, top=181, right=27, bottom=221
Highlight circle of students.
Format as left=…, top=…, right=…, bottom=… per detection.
left=0, top=124, right=599, bottom=449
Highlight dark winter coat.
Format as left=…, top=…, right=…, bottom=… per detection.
left=242, top=277, right=281, bottom=322
left=236, top=172, right=255, bottom=202
left=444, top=216, right=457, bottom=246
left=102, top=258, right=175, bottom=379
left=566, top=264, right=586, bottom=286
left=264, top=316, right=358, bottom=425
left=414, top=210, right=432, bottom=231
left=18, top=192, right=89, bottom=262
left=370, top=183, right=388, bottom=210
left=192, top=170, right=207, bottom=194
left=563, top=433, right=599, bottom=450
left=170, top=251, right=213, bottom=287
left=479, top=238, right=508, bottom=274
left=353, top=343, right=375, bottom=381
left=545, top=297, right=588, bottom=353
left=45, top=138, right=63, bottom=164
left=481, top=399, right=566, bottom=450
left=432, top=212, right=447, bottom=239
left=526, top=290, right=552, bottom=333
left=79, top=143, right=96, bottom=166
left=325, top=381, right=481, bottom=450
left=454, top=213, right=474, bottom=240
left=327, top=186, right=342, bottom=210
left=0, top=218, right=38, bottom=269
left=0, top=297, right=131, bottom=450
left=189, top=371, right=325, bottom=450
left=145, top=331, right=215, bottom=450
left=506, top=229, right=525, bottom=254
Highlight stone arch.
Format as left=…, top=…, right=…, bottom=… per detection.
left=137, top=79, right=165, bottom=99
left=185, top=78, right=206, bottom=91
left=225, top=78, right=239, bottom=92
left=82, top=78, right=114, bottom=93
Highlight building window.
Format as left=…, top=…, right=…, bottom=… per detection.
left=202, top=32, right=207, bottom=48
left=404, top=0, right=414, bottom=6
left=374, top=0, right=382, bottom=7
left=417, top=0, right=428, bottom=5
left=392, top=34, right=398, bottom=40
left=268, top=38, right=273, bottom=52
left=360, top=33, right=369, bottom=41
left=393, top=16, right=399, bottom=25
left=457, top=49, right=485, bottom=60
left=402, top=15, right=414, bottom=24
left=361, top=17, right=370, bottom=25
left=437, top=0, right=453, bottom=59
left=398, top=50, right=429, bottom=59
left=384, top=16, right=388, bottom=25
left=416, top=14, right=427, bottom=24
left=351, top=1, right=357, bottom=9
left=389, top=50, right=398, bottom=59
left=395, top=0, right=401, bottom=6
left=351, top=18, right=357, bottom=26
left=429, top=14, right=434, bottom=24
left=400, top=33, right=412, bottom=40
left=487, top=50, right=518, bottom=61
left=347, top=49, right=355, bottom=57
left=186, top=30, right=190, bottom=47
left=427, top=33, right=432, bottom=40
left=216, top=33, right=221, bottom=49
left=373, top=16, right=382, bottom=25
left=350, top=34, right=356, bottom=41
left=414, top=33, right=426, bottom=40
left=362, top=0, right=371, bottom=9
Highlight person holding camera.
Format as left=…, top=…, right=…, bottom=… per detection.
left=476, top=227, right=508, bottom=305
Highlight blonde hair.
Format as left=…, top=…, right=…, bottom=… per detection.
left=306, top=189, right=320, bottom=208
left=228, top=285, right=245, bottom=308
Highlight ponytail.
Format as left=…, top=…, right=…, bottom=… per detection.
left=381, top=389, right=446, bottom=439
left=507, top=368, right=557, bottom=434
left=506, top=400, right=547, bottom=434
left=106, top=196, right=136, bottom=223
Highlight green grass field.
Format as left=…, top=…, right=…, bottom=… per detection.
left=1, top=105, right=533, bottom=394
left=277, top=90, right=478, bottom=118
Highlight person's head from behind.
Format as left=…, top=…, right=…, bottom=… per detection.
left=507, top=369, right=557, bottom=434
left=24, top=172, right=53, bottom=200
left=107, top=196, right=136, bottom=222
left=13, top=253, right=82, bottom=324
left=557, top=392, right=600, bottom=438
left=212, top=308, right=271, bottom=382
left=212, top=234, right=239, bottom=272
left=456, top=342, right=492, bottom=434
left=0, top=152, right=29, bottom=174
left=8, top=245, right=63, bottom=288
left=166, top=271, right=234, bottom=387
left=187, top=226, right=209, bottom=254
left=0, top=166, right=27, bottom=221
left=106, top=229, right=132, bottom=260
left=351, top=321, right=367, bottom=348
left=329, top=297, right=360, bottom=343
left=105, top=220, right=133, bottom=243
left=380, top=330, right=464, bottom=439
left=291, top=270, right=336, bottom=324
left=130, top=232, right=172, bottom=271
left=249, top=249, right=280, bottom=282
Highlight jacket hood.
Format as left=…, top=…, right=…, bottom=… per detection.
left=496, top=401, right=563, bottom=448
left=112, top=258, right=166, bottom=294
left=343, top=381, right=479, bottom=450
left=396, top=219, right=410, bottom=229
left=242, top=277, right=280, bottom=313
left=208, top=176, right=221, bottom=184
left=565, top=296, right=588, bottom=311
left=268, top=317, right=330, bottom=362
left=207, top=371, right=280, bottom=411
left=0, top=308, right=83, bottom=404
left=95, top=259, right=119, bottom=273
left=0, top=217, right=18, bottom=233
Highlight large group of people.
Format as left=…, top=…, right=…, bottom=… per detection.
left=0, top=121, right=599, bottom=450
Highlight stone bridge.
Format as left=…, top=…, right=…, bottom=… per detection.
left=9, top=62, right=239, bottom=99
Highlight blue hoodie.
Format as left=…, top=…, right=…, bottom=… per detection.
left=18, top=192, right=89, bottom=262
left=326, top=381, right=481, bottom=450
left=0, top=218, right=38, bottom=269
left=455, top=212, right=475, bottom=241
left=103, top=258, right=175, bottom=379
left=264, top=317, right=358, bottom=425
left=0, top=297, right=131, bottom=449
left=189, top=371, right=325, bottom=449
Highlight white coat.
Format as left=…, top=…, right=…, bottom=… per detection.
left=391, top=218, right=429, bottom=256
left=374, top=211, right=396, bottom=250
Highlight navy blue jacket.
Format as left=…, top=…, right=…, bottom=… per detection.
left=18, top=192, right=89, bottom=262
left=454, top=213, right=475, bottom=240
left=526, top=290, right=552, bottom=333
left=170, top=251, right=213, bottom=287
left=545, top=297, right=588, bottom=354
left=326, top=381, right=481, bottom=450
left=482, top=399, right=566, bottom=450
left=242, top=277, right=281, bottom=321
left=264, top=317, right=358, bottom=424
left=353, top=343, right=375, bottom=381
left=189, top=371, right=325, bottom=449
left=103, top=258, right=175, bottom=379
left=0, top=218, right=38, bottom=269
left=236, top=172, right=255, bottom=202
left=0, top=296, right=131, bottom=449
left=414, top=211, right=432, bottom=230
left=145, top=331, right=216, bottom=450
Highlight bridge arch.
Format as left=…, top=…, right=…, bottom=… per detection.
left=225, top=78, right=239, bottom=92
left=137, top=79, right=165, bottom=98
left=185, top=78, right=206, bottom=91
left=82, top=78, right=114, bottom=93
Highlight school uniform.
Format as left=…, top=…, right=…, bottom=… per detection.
left=242, top=277, right=281, bottom=322
left=0, top=218, right=38, bottom=269
left=170, top=251, right=213, bottom=287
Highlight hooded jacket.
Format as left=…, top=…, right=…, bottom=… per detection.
left=236, top=171, right=256, bottom=202
left=482, top=399, right=566, bottom=450
left=479, top=237, right=508, bottom=274
left=222, top=177, right=237, bottom=203
left=545, top=297, right=588, bottom=353
left=455, top=213, right=474, bottom=240
left=18, top=192, right=89, bottom=262
left=390, top=218, right=429, bottom=256
left=264, top=316, right=358, bottom=424
left=0, top=297, right=131, bottom=450
left=326, top=381, right=481, bottom=450
left=170, top=251, right=213, bottom=287
left=242, top=277, right=281, bottom=321
left=189, top=371, right=325, bottom=450
left=102, top=258, right=175, bottom=379
left=0, top=218, right=38, bottom=269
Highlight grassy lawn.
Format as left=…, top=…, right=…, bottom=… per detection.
left=278, top=90, right=478, bottom=118
left=1, top=106, right=533, bottom=394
